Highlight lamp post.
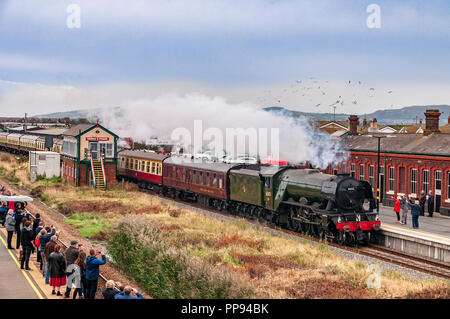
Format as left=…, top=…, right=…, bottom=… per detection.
left=367, top=135, right=389, bottom=213
left=374, top=135, right=390, bottom=212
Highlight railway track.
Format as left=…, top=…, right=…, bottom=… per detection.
left=25, top=209, right=109, bottom=298
left=142, top=188, right=450, bottom=280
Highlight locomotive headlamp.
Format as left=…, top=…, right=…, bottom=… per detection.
left=373, top=224, right=380, bottom=231
left=343, top=225, right=351, bottom=232
left=337, top=217, right=342, bottom=223
left=375, top=215, right=380, bottom=221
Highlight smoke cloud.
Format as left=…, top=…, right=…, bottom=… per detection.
left=96, top=93, right=348, bottom=168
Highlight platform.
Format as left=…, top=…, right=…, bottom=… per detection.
left=378, top=205, right=450, bottom=240
left=0, top=227, right=69, bottom=299
left=377, top=205, right=450, bottom=264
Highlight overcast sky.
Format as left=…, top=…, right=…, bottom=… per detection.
left=0, top=0, right=449, bottom=116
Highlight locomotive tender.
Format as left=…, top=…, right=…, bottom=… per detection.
left=117, top=150, right=380, bottom=245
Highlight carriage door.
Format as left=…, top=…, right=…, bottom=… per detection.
left=89, top=142, right=99, bottom=160
left=435, top=170, right=442, bottom=213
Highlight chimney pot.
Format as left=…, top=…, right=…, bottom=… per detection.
left=423, top=109, right=441, bottom=135
left=348, top=115, right=359, bottom=135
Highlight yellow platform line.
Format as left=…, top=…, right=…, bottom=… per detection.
left=0, top=232, right=44, bottom=299
left=382, top=223, right=450, bottom=243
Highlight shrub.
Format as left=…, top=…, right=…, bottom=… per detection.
left=107, top=216, right=251, bottom=299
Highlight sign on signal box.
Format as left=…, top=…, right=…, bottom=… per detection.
left=85, top=137, right=110, bottom=141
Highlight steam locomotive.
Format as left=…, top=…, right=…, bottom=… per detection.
left=117, top=150, right=380, bottom=246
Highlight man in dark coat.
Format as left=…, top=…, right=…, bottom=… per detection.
left=14, top=210, right=25, bottom=249
left=408, top=198, right=421, bottom=229
left=427, top=191, right=434, bottom=217
left=418, top=191, right=426, bottom=216
left=20, top=220, right=35, bottom=270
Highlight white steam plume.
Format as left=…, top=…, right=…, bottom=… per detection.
left=95, top=93, right=348, bottom=168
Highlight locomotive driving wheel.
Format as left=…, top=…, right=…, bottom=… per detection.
left=287, top=206, right=300, bottom=232
left=336, top=230, right=346, bottom=245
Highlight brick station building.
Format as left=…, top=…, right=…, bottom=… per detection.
left=60, top=123, right=118, bottom=189
left=330, top=110, right=450, bottom=216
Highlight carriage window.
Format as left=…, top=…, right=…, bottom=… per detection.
left=157, top=164, right=162, bottom=175
left=172, top=166, right=175, bottom=177
left=199, top=172, right=203, bottom=184
left=175, top=168, right=179, bottom=178
left=146, top=162, right=149, bottom=173
left=205, top=172, right=210, bottom=186
left=219, top=177, right=223, bottom=189
left=126, top=158, right=129, bottom=169
left=151, top=162, right=156, bottom=174
left=213, top=174, right=217, bottom=187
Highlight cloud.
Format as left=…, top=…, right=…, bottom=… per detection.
left=2, top=0, right=448, bottom=37
left=1, top=80, right=449, bottom=118
left=0, top=52, right=94, bottom=73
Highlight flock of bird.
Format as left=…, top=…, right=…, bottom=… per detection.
left=257, top=77, right=395, bottom=115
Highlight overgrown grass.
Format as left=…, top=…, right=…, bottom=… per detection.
left=107, top=216, right=252, bottom=299
left=36, top=175, right=63, bottom=184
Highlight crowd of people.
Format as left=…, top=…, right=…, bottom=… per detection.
left=0, top=185, right=144, bottom=299
left=392, top=190, right=435, bottom=229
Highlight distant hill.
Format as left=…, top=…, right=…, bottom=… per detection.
left=35, top=104, right=450, bottom=125
left=264, top=105, right=450, bottom=125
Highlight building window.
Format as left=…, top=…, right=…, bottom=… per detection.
left=350, top=163, right=355, bottom=178
left=435, top=170, right=442, bottom=193
left=342, top=163, right=347, bottom=174
left=422, top=170, right=429, bottom=194
left=369, top=165, right=374, bottom=186
left=411, top=168, right=417, bottom=195
left=359, top=164, right=364, bottom=181
left=447, top=172, right=450, bottom=199
left=389, top=167, right=395, bottom=192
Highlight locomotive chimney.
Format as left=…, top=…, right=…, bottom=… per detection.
left=348, top=115, right=359, bottom=135
left=423, top=109, right=441, bottom=135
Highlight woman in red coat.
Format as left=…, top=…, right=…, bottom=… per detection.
left=392, top=196, right=401, bottom=223
left=48, top=245, right=67, bottom=296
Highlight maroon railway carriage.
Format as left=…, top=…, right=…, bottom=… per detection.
left=117, top=150, right=169, bottom=191
left=163, top=157, right=238, bottom=209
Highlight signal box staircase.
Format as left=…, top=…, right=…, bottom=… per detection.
left=92, top=160, right=105, bottom=190
left=89, top=150, right=107, bottom=190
